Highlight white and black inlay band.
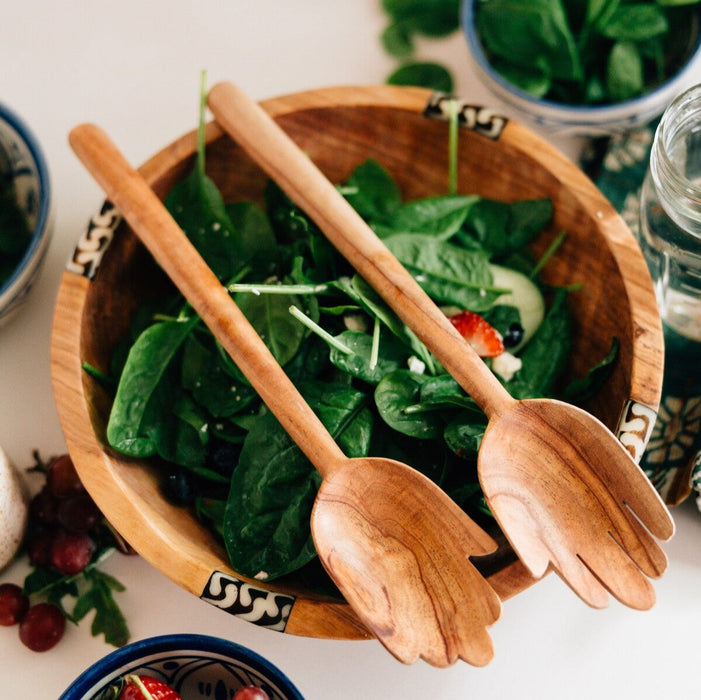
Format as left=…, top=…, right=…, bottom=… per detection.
left=424, top=93, right=508, bottom=140
left=67, top=201, right=122, bottom=280
left=200, top=571, right=295, bottom=632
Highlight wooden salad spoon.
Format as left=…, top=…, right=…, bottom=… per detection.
left=207, top=81, right=675, bottom=611
left=69, top=123, right=503, bottom=668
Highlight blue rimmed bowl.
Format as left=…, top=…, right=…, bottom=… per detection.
left=58, top=633, right=304, bottom=700
left=0, top=101, right=52, bottom=325
left=462, top=0, right=701, bottom=136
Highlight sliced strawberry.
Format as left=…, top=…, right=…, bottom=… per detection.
left=448, top=310, right=504, bottom=358
left=117, top=675, right=183, bottom=700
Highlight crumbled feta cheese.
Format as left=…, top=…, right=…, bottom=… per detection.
left=254, top=571, right=269, bottom=581
left=407, top=356, right=426, bottom=374
left=344, top=314, right=368, bottom=332
left=492, top=351, right=522, bottom=382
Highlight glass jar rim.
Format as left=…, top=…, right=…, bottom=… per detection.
left=653, top=83, right=701, bottom=207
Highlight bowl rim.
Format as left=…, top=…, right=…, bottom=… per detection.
left=0, top=100, right=52, bottom=297
left=462, top=0, right=701, bottom=117
left=57, top=633, right=305, bottom=700
left=51, top=84, right=664, bottom=642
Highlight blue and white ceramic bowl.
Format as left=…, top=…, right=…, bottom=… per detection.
left=0, top=101, right=52, bottom=326
left=58, top=634, right=305, bottom=700
left=462, top=1, right=701, bottom=136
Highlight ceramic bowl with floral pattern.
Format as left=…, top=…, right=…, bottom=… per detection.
left=58, top=633, right=304, bottom=700
left=0, top=101, right=52, bottom=326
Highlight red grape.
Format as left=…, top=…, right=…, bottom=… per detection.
left=27, top=531, right=54, bottom=568
left=29, top=486, right=59, bottom=525
left=50, top=530, right=95, bottom=575
left=18, top=603, right=65, bottom=651
left=0, top=583, right=29, bottom=626
left=231, top=687, right=271, bottom=700
left=57, top=492, right=101, bottom=533
left=46, top=454, right=84, bottom=499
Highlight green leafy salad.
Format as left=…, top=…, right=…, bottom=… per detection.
left=475, top=0, right=701, bottom=105
left=0, top=162, right=32, bottom=286
left=91, top=92, right=617, bottom=591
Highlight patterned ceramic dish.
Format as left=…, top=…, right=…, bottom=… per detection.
left=462, top=0, right=701, bottom=136
left=57, top=633, right=304, bottom=700
left=51, top=85, right=664, bottom=645
left=0, top=101, right=52, bottom=325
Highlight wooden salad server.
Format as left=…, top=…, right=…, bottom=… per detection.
left=207, top=81, right=675, bottom=611
left=69, top=123, right=503, bottom=668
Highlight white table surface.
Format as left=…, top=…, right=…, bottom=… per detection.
left=1, top=2, right=700, bottom=698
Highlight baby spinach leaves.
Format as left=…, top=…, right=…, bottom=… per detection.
left=476, top=0, right=700, bottom=105
left=0, top=168, right=32, bottom=286
left=102, top=113, right=618, bottom=585
left=380, top=0, right=461, bottom=91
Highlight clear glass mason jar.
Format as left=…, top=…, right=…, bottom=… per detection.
left=639, top=83, right=701, bottom=345
left=638, top=83, right=701, bottom=504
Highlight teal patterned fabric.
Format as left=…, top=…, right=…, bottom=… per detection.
left=583, top=124, right=701, bottom=511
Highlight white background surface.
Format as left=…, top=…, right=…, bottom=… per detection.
left=1, top=2, right=700, bottom=698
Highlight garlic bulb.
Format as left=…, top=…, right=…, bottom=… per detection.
left=0, top=448, right=28, bottom=571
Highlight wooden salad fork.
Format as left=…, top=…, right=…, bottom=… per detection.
left=69, top=123, right=503, bottom=668
left=207, top=81, right=675, bottom=611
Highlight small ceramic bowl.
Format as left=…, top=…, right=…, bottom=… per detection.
left=462, top=0, right=701, bottom=135
left=0, top=101, right=52, bottom=326
left=57, top=633, right=304, bottom=700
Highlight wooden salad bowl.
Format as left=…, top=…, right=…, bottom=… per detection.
left=50, top=85, right=664, bottom=642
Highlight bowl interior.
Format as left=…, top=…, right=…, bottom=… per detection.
left=53, top=86, right=663, bottom=640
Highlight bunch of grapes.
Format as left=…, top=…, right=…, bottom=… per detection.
left=0, top=453, right=131, bottom=651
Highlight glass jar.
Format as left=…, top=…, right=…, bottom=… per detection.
left=638, top=83, right=701, bottom=505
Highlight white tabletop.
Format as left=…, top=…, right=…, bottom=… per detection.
left=1, top=2, right=700, bottom=698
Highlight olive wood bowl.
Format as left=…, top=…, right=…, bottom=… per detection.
left=51, top=85, right=664, bottom=642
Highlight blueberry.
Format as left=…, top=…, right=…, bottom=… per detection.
left=503, top=322, right=524, bottom=348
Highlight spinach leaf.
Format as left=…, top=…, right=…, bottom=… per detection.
left=381, top=0, right=461, bottom=56
left=106, top=317, right=199, bottom=457
left=444, top=414, right=487, bottom=460
left=329, top=329, right=409, bottom=384
left=223, top=382, right=372, bottom=580
left=382, top=195, right=479, bottom=240
left=477, top=0, right=582, bottom=82
left=375, top=370, right=444, bottom=439
left=562, top=336, right=619, bottom=403
left=383, top=233, right=503, bottom=311
left=331, top=275, right=434, bottom=371
left=506, top=288, right=572, bottom=398
left=165, top=80, right=243, bottom=281
left=598, top=4, right=668, bottom=41
left=459, top=198, right=553, bottom=259
left=225, top=201, right=277, bottom=268
left=233, top=290, right=307, bottom=367
left=344, top=159, right=402, bottom=224
left=387, top=62, right=454, bottom=92
left=181, top=334, right=257, bottom=417
left=606, top=41, right=644, bottom=101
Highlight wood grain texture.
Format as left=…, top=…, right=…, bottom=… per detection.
left=52, top=86, right=665, bottom=644
left=207, top=83, right=673, bottom=611
left=67, top=123, right=503, bottom=667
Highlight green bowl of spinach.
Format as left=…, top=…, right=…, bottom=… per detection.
left=464, top=0, right=701, bottom=133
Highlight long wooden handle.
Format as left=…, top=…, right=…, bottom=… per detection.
left=208, top=81, right=515, bottom=419
left=69, top=123, right=347, bottom=478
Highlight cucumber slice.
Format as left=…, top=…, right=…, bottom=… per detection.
left=490, top=264, right=545, bottom=348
